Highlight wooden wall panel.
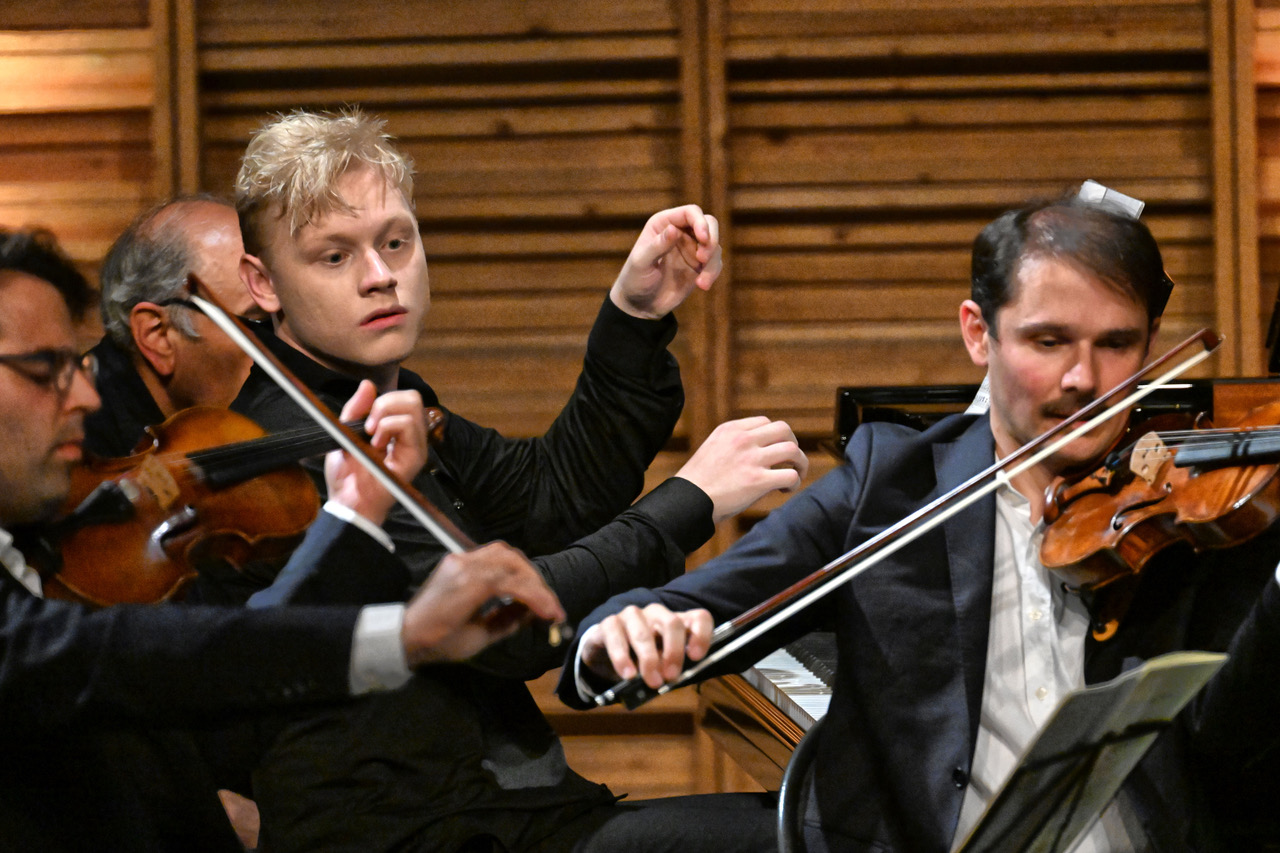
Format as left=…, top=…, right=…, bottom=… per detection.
left=1257, top=4, right=1280, bottom=343
left=720, top=0, right=1218, bottom=452
left=0, top=27, right=157, bottom=281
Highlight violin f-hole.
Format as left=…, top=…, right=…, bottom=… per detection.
left=152, top=505, right=199, bottom=547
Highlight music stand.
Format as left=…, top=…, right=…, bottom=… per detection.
left=956, top=650, right=1225, bottom=853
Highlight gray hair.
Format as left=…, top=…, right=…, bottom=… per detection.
left=99, top=198, right=224, bottom=350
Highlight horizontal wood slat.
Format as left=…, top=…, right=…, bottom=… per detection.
left=201, top=36, right=680, bottom=74
left=198, top=0, right=676, bottom=45
left=0, top=30, right=152, bottom=114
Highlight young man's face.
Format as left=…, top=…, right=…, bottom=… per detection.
left=244, top=165, right=430, bottom=384
left=961, top=255, right=1155, bottom=477
left=0, top=271, right=100, bottom=526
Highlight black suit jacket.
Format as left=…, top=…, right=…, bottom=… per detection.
left=0, top=512, right=398, bottom=851
left=560, top=413, right=1280, bottom=852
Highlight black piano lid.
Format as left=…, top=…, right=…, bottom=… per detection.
left=834, top=381, right=1215, bottom=456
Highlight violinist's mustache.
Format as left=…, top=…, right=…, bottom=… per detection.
left=1040, top=398, right=1096, bottom=420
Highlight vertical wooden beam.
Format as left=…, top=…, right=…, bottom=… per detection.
left=150, top=0, right=174, bottom=200
left=1233, top=0, right=1262, bottom=375
left=151, top=0, right=201, bottom=198
left=1211, top=0, right=1242, bottom=376
left=678, top=0, right=732, bottom=448
left=678, top=0, right=713, bottom=447
left=687, top=0, right=738, bottom=558
left=173, top=0, right=201, bottom=193
left=704, top=0, right=731, bottom=433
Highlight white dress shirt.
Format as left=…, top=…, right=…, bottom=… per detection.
left=951, top=484, right=1139, bottom=852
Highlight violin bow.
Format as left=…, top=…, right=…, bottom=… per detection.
left=599, top=328, right=1222, bottom=708
left=190, top=284, right=578, bottom=644
left=187, top=283, right=474, bottom=555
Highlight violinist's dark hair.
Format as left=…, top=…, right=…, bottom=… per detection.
left=970, top=196, right=1170, bottom=337
left=0, top=228, right=95, bottom=322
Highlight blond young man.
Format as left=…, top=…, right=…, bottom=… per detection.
left=220, top=109, right=804, bottom=851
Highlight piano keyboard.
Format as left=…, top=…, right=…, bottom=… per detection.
left=743, top=646, right=832, bottom=731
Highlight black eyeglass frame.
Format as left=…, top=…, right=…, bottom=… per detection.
left=0, top=348, right=98, bottom=395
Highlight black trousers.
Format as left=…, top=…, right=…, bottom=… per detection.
left=459, top=792, right=779, bottom=853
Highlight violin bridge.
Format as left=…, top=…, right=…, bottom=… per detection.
left=133, top=453, right=182, bottom=510
left=1129, top=432, right=1168, bottom=485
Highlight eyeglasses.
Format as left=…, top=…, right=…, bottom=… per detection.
left=0, top=348, right=98, bottom=395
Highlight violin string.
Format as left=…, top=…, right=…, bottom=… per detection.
left=1112, top=424, right=1280, bottom=464
left=139, top=421, right=354, bottom=479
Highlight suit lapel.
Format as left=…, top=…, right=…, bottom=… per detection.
left=934, top=415, right=997, bottom=751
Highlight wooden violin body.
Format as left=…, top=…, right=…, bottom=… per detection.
left=44, top=407, right=322, bottom=606
left=1041, top=401, right=1280, bottom=636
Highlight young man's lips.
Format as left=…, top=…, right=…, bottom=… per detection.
left=361, top=306, right=408, bottom=328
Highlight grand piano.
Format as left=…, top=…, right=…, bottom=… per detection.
left=695, top=377, right=1279, bottom=790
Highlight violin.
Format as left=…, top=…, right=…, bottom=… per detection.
left=1041, top=400, right=1280, bottom=639
left=41, top=405, right=446, bottom=607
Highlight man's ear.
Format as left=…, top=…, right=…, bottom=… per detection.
left=129, top=304, right=177, bottom=378
left=959, top=299, right=992, bottom=368
left=240, top=254, right=281, bottom=314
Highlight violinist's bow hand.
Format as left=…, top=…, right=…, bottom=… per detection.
left=402, top=542, right=566, bottom=666
left=582, top=603, right=714, bottom=693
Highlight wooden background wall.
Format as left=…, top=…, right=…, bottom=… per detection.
left=0, top=0, right=1272, bottom=799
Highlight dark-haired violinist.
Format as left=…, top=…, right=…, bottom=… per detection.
left=564, top=186, right=1280, bottom=852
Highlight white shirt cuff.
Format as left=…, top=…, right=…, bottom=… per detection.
left=349, top=603, right=412, bottom=694
left=324, top=500, right=395, bottom=553
left=573, top=624, right=605, bottom=704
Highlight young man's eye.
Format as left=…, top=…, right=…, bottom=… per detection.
left=323, top=251, right=344, bottom=265
left=386, top=238, right=406, bottom=251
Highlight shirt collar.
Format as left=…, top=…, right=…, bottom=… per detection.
left=0, top=526, right=42, bottom=596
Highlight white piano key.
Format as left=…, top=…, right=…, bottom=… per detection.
left=743, top=646, right=831, bottom=730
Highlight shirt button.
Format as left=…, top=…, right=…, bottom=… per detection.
left=452, top=499, right=465, bottom=511
left=1029, top=608, right=1043, bottom=621
left=952, top=767, right=967, bottom=788
left=1035, top=686, right=1048, bottom=700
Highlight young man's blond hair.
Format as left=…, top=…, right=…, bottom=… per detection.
left=234, top=107, right=415, bottom=257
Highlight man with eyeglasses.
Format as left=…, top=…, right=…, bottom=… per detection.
left=0, top=226, right=568, bottom=852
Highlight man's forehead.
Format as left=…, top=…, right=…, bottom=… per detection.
left=0, top=270, right=74, bottom=341
left=298, top=169, right=412, bottom=228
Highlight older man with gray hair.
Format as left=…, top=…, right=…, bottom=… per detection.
left=86, top=195, right=262, bottom=458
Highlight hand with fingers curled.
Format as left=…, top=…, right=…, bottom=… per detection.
left=324, top=379, right=430, bottom=525
left=610, top=204, right=722, bottom=320
left=402, top=541, right=567, bottom=666
left=582, top=603, right=714, bottom=689
left=676, top=416, right=809, bottom=524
